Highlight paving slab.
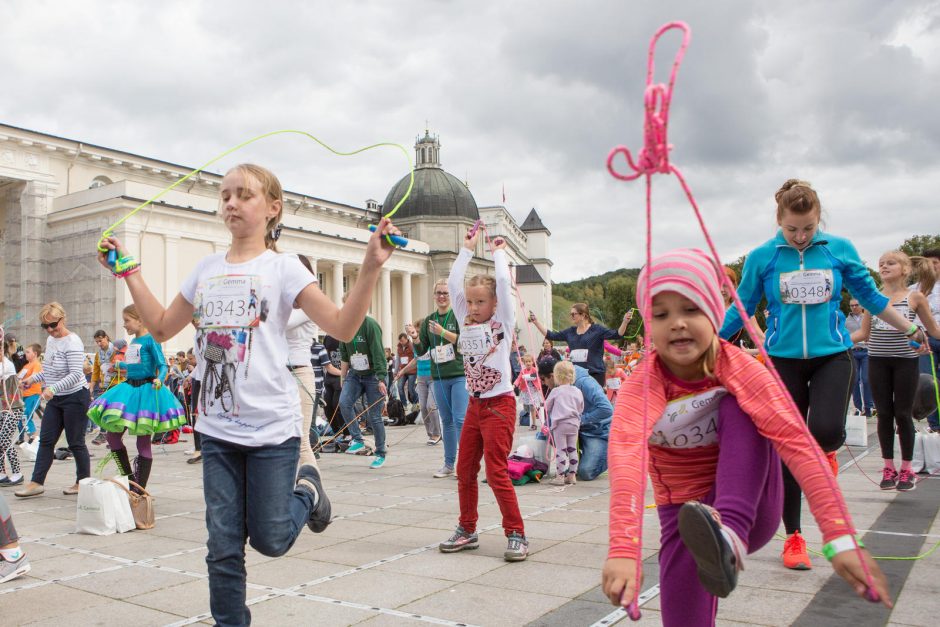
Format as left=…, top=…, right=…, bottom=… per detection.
left=3, top=426, right=938, bottom=626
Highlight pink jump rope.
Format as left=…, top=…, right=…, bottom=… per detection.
left=606, top=21, right=880, bottom=620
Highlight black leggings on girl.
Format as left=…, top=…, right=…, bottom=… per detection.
left=773, top=351, right=854, bottom=535
left=869, top=356, right=919, bottom=461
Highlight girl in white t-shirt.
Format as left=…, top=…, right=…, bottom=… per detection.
left=97, top=163, right=401, bottom=626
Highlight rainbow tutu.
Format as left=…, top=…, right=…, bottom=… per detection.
left=88, top=379, right=186, bottom=436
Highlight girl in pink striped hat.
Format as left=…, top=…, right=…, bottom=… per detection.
left=601, top=248, right=891, bottom=626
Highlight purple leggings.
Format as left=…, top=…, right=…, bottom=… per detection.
left=105, top=431, right=153, bottom=459
left=656, top=396, right=783, bottom=627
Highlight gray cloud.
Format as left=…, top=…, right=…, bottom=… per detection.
left=1, top=0, right=937, bottom=281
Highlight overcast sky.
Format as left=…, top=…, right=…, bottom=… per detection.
left=2, top=0, right=938, bottom=281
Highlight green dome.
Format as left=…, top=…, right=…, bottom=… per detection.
left=383, top=167, right=479, bottom=221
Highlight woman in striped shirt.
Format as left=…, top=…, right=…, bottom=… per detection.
left=15, top=302, right=90, bottom=498
left=850, top=251, right=940, bottom=492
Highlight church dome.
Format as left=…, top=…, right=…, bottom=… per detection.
left=382, top=131, right=479, bottom=221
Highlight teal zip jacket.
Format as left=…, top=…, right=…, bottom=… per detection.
left=720, top=230, right=889, bottom=360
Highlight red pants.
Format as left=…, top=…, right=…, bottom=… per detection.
left=457, top=393, right=524, bottom=536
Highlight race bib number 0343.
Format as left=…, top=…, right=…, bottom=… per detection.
left=199, top=275, right=261, bottom=328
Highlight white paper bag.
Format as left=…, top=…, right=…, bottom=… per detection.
left=18, top=439, right=38, bottom=461
left=913, top=432, right=926, bottom=473
left=914, top=432, right=940, bottom=475
left=76, top=476, right=135, bottom=535
left=844, top=413, right=868, bottom=447
left=109, top=476, right=137, bottom=533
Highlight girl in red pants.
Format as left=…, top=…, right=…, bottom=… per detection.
left=438, top=228, right=528, bottom=562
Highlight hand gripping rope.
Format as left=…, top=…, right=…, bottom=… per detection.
left=96, top=129, right=415, bottom=264
left=606, top=22, right=880, bottom=619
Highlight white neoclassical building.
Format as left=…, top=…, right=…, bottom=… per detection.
left=0, top=124, right=552, bottom=353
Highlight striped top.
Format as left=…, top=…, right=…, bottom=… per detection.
left=35, top=333, right=87, bottom=396
left=868, top=293, right=917, bottom=359
left=608, top=341, right=855, bottom=560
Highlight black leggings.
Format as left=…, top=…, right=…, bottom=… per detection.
left=323, top=377, right=343, bottom=435
left=773, top=351, right=854, bottom=535
left=869, top=356, right=919, bottom=461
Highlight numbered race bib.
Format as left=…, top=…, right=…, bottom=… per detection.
left=350, top=353, right=370, bottom=371
left=649, top=387, right=727, bottom=449
left=417, top=352, right=431, bottom=362
left=779, top=270, right=832, bottom=305
left=459, top=324, right=494, bottom=357
left=124, top=344, right=142, bottom=365
left=433, top=344, right=455, bottom=364
left=199, top=275, right=261, bottom=328
left=399, top=356, right=409, bottom=365
left=873, top=304, right=910, bottom=331
left=570, top=348, right=589, bottom=363
left=606, top=377, right=621, bottom=390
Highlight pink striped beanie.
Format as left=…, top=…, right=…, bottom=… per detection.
left=636, top=248, right=725, bottom=331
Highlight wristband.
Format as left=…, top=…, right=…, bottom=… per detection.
left=47, top=386, right=56, bottom=396
left=111, top=254, right=141, bottom=279
left=905, top=324, right=919, bottom=337
left=822, top=534, right=864, bottom=561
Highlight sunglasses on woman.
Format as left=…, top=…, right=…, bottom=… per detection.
left=40, top=318, right=62, bottom=330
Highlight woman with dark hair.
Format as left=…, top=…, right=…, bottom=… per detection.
left=529, top=303, right=632, bottom=388
left=537, top=338, right=562, bottom=364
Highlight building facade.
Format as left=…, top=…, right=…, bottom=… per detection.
left=0, top=124, right=552, bottom=353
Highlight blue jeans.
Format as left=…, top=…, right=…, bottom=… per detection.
left=397, top=373, right=417, bottom=404
left=851, top=348, right=874, bottom=413
left=201, top=434, right=314, bottom=627
left=920, top=338, right=940, bottom=429
left=339, top=372, right=387, bottom=456
left=577, top=433, right=608, bottom=481
left=433, top=376, right=469, bottom=468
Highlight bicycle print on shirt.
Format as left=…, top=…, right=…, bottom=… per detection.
left=192, top=274, right=269, bottom=418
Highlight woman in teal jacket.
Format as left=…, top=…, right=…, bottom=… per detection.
left=721, top=179, right=926, bottom=571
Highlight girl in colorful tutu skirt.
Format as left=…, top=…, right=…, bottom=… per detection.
left=88, top=305, right=185, bottom=490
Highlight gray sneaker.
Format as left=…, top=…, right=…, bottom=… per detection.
left=0, top=553, right=31, bottom=584
left=439, top=526, right=479, bottom=553
left=504, top=532, right=528, bottom=562
left=433, top=465, right=454, bottom=478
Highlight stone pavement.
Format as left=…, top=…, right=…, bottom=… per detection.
left=2, top=417, right=939, bottom=626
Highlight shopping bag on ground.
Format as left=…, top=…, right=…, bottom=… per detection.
left=76, top=476, right=135, bottom=535
left=844, top=413, right=868, bottom=447
left=18, top=438, right=38, bottom=461
left=914, top=432, right=940, bottom=474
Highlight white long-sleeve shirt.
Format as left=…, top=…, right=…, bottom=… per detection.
left=448, top=248, right=515, bottom=399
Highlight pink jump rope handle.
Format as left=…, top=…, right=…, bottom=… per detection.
left=626, top=601, right=641, bottom=621
left=468, top=219, right=482, bottom=238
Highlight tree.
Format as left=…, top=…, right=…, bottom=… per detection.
left=602, top=276, right=635, bottom=336
left=899, top=234, right=940, bottom=257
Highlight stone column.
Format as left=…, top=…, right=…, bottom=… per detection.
left=380, top=268, right=392, bottom=347
left=331, top=262, right=344, bottom=306
left=165, top=235, right=179, bottom=306
left=401, top=271, right=413, bottom=329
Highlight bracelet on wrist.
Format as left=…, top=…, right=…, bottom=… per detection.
left=905, top=324, right=919, bottom=337
left=111, top=254, right=141, bottom=279
left=822, top=534, right=864, bottom=561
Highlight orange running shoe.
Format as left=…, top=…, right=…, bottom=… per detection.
left=782, top=531, right=812, bottom=570
left=826, top=451, right=839, bottom=476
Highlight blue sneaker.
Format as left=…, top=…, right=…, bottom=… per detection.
left=369, top=456, right=386, bottom=469
left=346, top=441, right=365, bottom=455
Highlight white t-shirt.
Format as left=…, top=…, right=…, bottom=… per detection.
left=286, top=308, right=318, bottom=367
left=448, top=248, right=515, bottom=399
left=180, top=250, right=316, bottom=446
left=1, top=357, right=15, bottom=380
